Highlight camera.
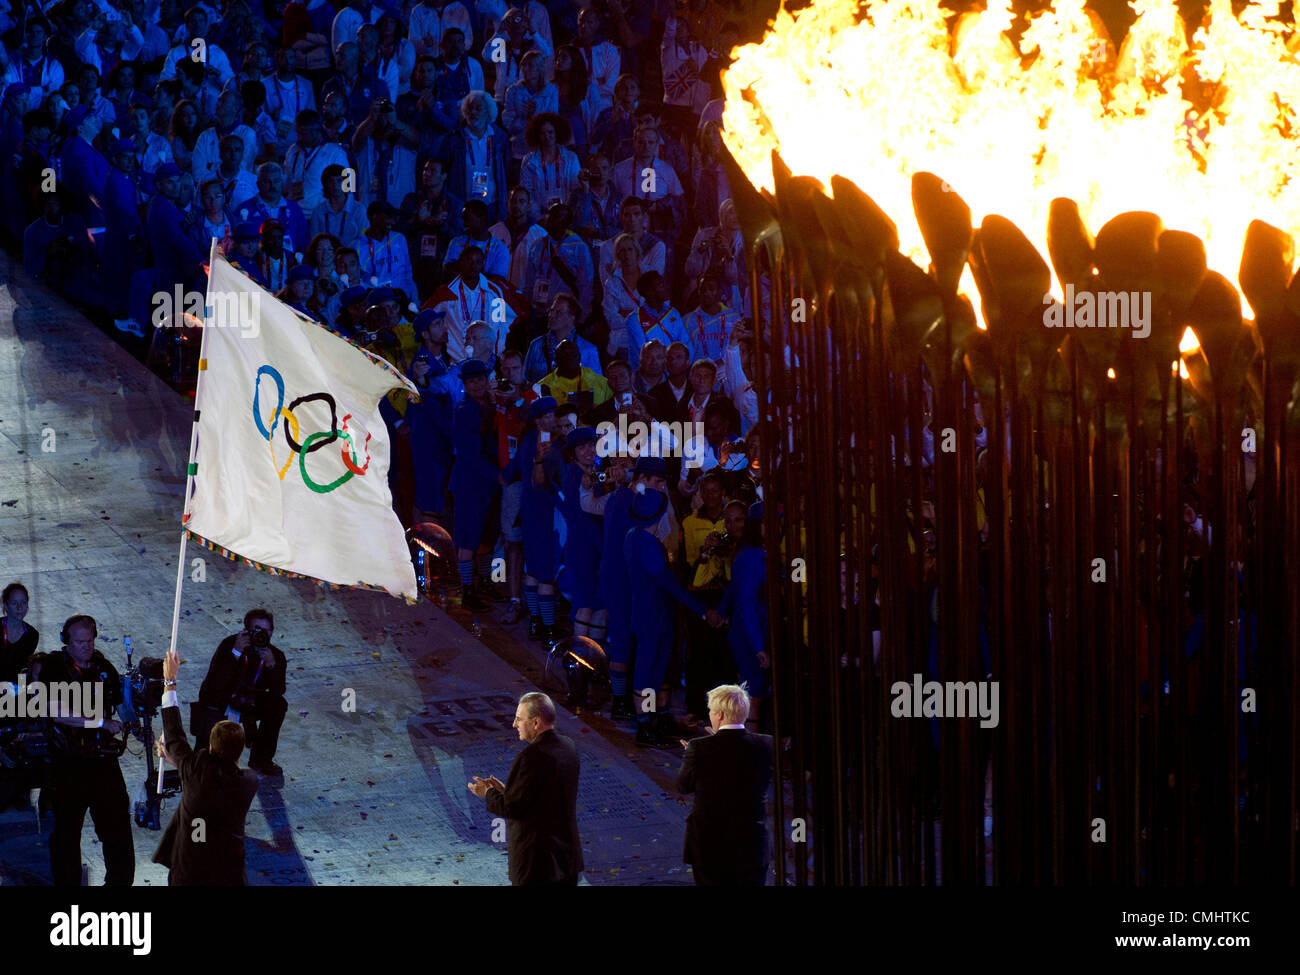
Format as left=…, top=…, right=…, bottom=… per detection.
left=497, top=377, right=512, bottom=391
left=246, top=628, right=271, bottom=649
left=376, top=97, right=392, bottom=113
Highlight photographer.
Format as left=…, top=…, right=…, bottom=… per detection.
left=153, top=650, right=260, bottom=885
left=196, top=610, right=288, bottom=777
left=41, top=615, right=135, bottom=886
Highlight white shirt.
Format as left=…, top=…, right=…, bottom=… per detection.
left=284, top=140, right=349, bottom=213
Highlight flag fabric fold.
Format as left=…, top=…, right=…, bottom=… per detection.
left=185, top=254, right=419, bottom=599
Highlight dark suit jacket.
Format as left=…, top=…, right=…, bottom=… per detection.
left=649, top=378, right=692, bottom=426
left=151, top=704, right=259, bottom=885
left=485, top=728, right=583, bottom=885
left=677, top=729, right=774, bottom=876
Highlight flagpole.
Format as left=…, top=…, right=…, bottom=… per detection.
left=160, top=242, right=219, bottom=784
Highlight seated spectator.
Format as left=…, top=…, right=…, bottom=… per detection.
left=356, top=199, right=418, bottom=303
left=519, top=112, right=581, bottom=223
left=520, top=202, right=594, bottom=319
left=524, top=293, right=600, bottom=385
left=534, top=338, right=611, bottom=410
left=234, top=160, right=309, bottom=253
left=501, top=50, right=556, bottom=166
left=445, top=199, right=511, bottom=281
left=310, top=163, right=367, bottom=249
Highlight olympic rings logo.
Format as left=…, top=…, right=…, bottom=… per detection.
left=252, top=365, right=373, bottom=494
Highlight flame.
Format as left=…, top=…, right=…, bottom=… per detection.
left=722, top=0, right=1300, bottom=320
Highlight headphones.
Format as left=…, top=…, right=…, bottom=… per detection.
left=60, top=614, right=99, bottom=646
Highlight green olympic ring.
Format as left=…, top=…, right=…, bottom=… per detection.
left=299, top=430, right=358, bottom=494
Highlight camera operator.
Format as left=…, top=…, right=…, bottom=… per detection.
left=195, top=610, right=288, bottom=777
left=153, top=650, right=260, bottom=885
left=40, top=615, right=135, bottom=887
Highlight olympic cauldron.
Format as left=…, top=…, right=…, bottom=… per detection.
left=722, top=82, right=1300, bottom=891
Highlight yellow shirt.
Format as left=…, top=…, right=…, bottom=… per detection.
left=535, top=367, right=611, bottom=407
left=682, top=510, right=728, bottom=589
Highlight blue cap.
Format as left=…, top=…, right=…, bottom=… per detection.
left=527, top=396, right=557, bottom=419
left=110, top=137, right=135, bottom=156
left=413, top=308, right=446, bottom=331
left=748, top=501, right=764, bottom=521
left=565, top=426, right=598, bottom=448
left=62, top=105, right=93, bottom=131
left=460, top=359, right=490, bottom=379
left=233, top=221, right=262, bottom=241
left=287, top=264, right=317, bottom=283
left=340, top=285, right=367, bottom=306
left=633, top=456, right=668, bottom=477
left=153, top=161, right=182, bottom=181
left=366, top=285, right=398, bottom=306
left=629, top=486, right=669, bottom=525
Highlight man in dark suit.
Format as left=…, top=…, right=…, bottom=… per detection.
left=677, top=683, right=773, bottom=885
left=153, top=650, right=260, bottom=886
left=648, top=340, right=693, bottom=426
left=468, top=692, right=583, bottom=886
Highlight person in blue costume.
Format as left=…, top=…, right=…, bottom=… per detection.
left=625, top=486, right=724, bottom=748
left=279, top=263, right=319, bottom=317
left=405, top=309, right=456, bottom=524
left=103, top=138, right=143, bottom=325
left=558, top=427, right=605, bottom=645
left=501, top=396, right=563, bottom=645
left=58, top=104, right=108, bottom=227
left=227, top=221, right=270, bottom=288
left=716, top=501, right=769, bottom=722
left=596, top=455, right=665, bottom=720
left=450, top=357, right=503, bottom=611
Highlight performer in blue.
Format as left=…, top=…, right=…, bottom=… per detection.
left=141, top=163, right=206, bottom=331
left=103, top=138, right=143, bottom=328
left=227, top=221, right=270, bottom=288
left=716, top=502, right=769, bottom=722
left=58, top=104, right=108, bottom=227
left=558, top=427, right=605, bottom=645
left=406, top=308, right=457, bottom=525
left=502, top=397, right=561, bottom=644
left=625, top=486, right=724, bottom=747
left=598, top=456, right=667, bottom=720
left=450, top=358, right=502, bottom=612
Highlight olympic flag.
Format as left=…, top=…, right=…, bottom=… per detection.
left=184, top=254, right=420, bottom=599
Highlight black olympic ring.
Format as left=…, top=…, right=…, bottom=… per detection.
left=284, top=393, right=340, bottom=454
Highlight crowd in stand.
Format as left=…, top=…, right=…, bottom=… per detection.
left=0, top=0, right=772, bottom=747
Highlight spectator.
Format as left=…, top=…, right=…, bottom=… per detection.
left=552, top=45, right=601, bottom=156
left=399, top=157, right=464, bottom=299
left=575, top=7, right=620, bottom=112
left=520, top=201, right=593, bottom=319
left=15, top=20, right=65, bottom=104
left=627, top=271, right=691, bottom=367
left=632, top=338, right=667, bottom=396
left=75, top=62, right=116, bottom=131
left=482, top=6, right=553, bottom=105
left=524, top=292, right=600, bottom=384
left=535, top=337, right=611, bottom=410
left=492, top=346, right=537, bottom=622
left=442, top=89, right=510, bottom=223
left=227, top=221, right=269, bottom=287
left=683, top=272, right=740, bottom=375
left=125, top=103, right=175, bottom=185
left=303, top=232, right=344, bottom=321
left=264, top=48, right=317, bottom=154
left=597, top=196, right=665, bottom=287
left=592, top=72, right=638, bottom=165
left=256, top=218, right=295, bottom=292
left=424, top=243, right=519, bottom=360
left=321, top=41, right=390, bottom=127
left=191, top=89, right=257, bottom=182
left=501, top=49, right=555, bottom=166
left=649, top=340, right=693, bottom=424
left=405, top=308, right=458, bottom=521
left=601, top=231, right=645, bottom=358
left=427, top=28, right=484, bottom=135
left=568, top=152, right=619, bottom=244
left=279, top=263, right=318, bottom=316
left=661, top=14, right=711, bottom=120
left=234, top=160, right=309, bottom=253
left=356, top=199, right=417, bottom=303
left=167, top=98, right=201, bottom=173
left=283, top=109, right=348, bottom=214
left=310, top=162, right=366, bottom=249
left=489, top=184, right=543, bottom=288
left=352, top=95, right=419, bottom=209
left=331, top=0, right=376, bottom=51
left=161, top=5, right=234, bottom=86
left=357, top=23, right=398, bottom=103
left=680, top=473, right=737, bottom=725
left=611, top=123, right=685, bottom=245
left=519, top=112, right=580, bottom=223
left=0, top=582, right=38, bottom=684
left=410, top=0, right=475, bottom=55
left=449, top=358, right=503, bottom=608
left=445, top=198, right=511, bottom=281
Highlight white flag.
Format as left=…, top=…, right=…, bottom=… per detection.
left=185, top=254, right=419, bottom=599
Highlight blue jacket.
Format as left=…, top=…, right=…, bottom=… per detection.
left=146, top=195, right=204, bottom=293
left=717, top=546, right=766, bottom=660
left=59, top=135, right=109, bottom=225
left=450, top=394, right=500, bottom=489
left=624, top=526, right=708, bottom=625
